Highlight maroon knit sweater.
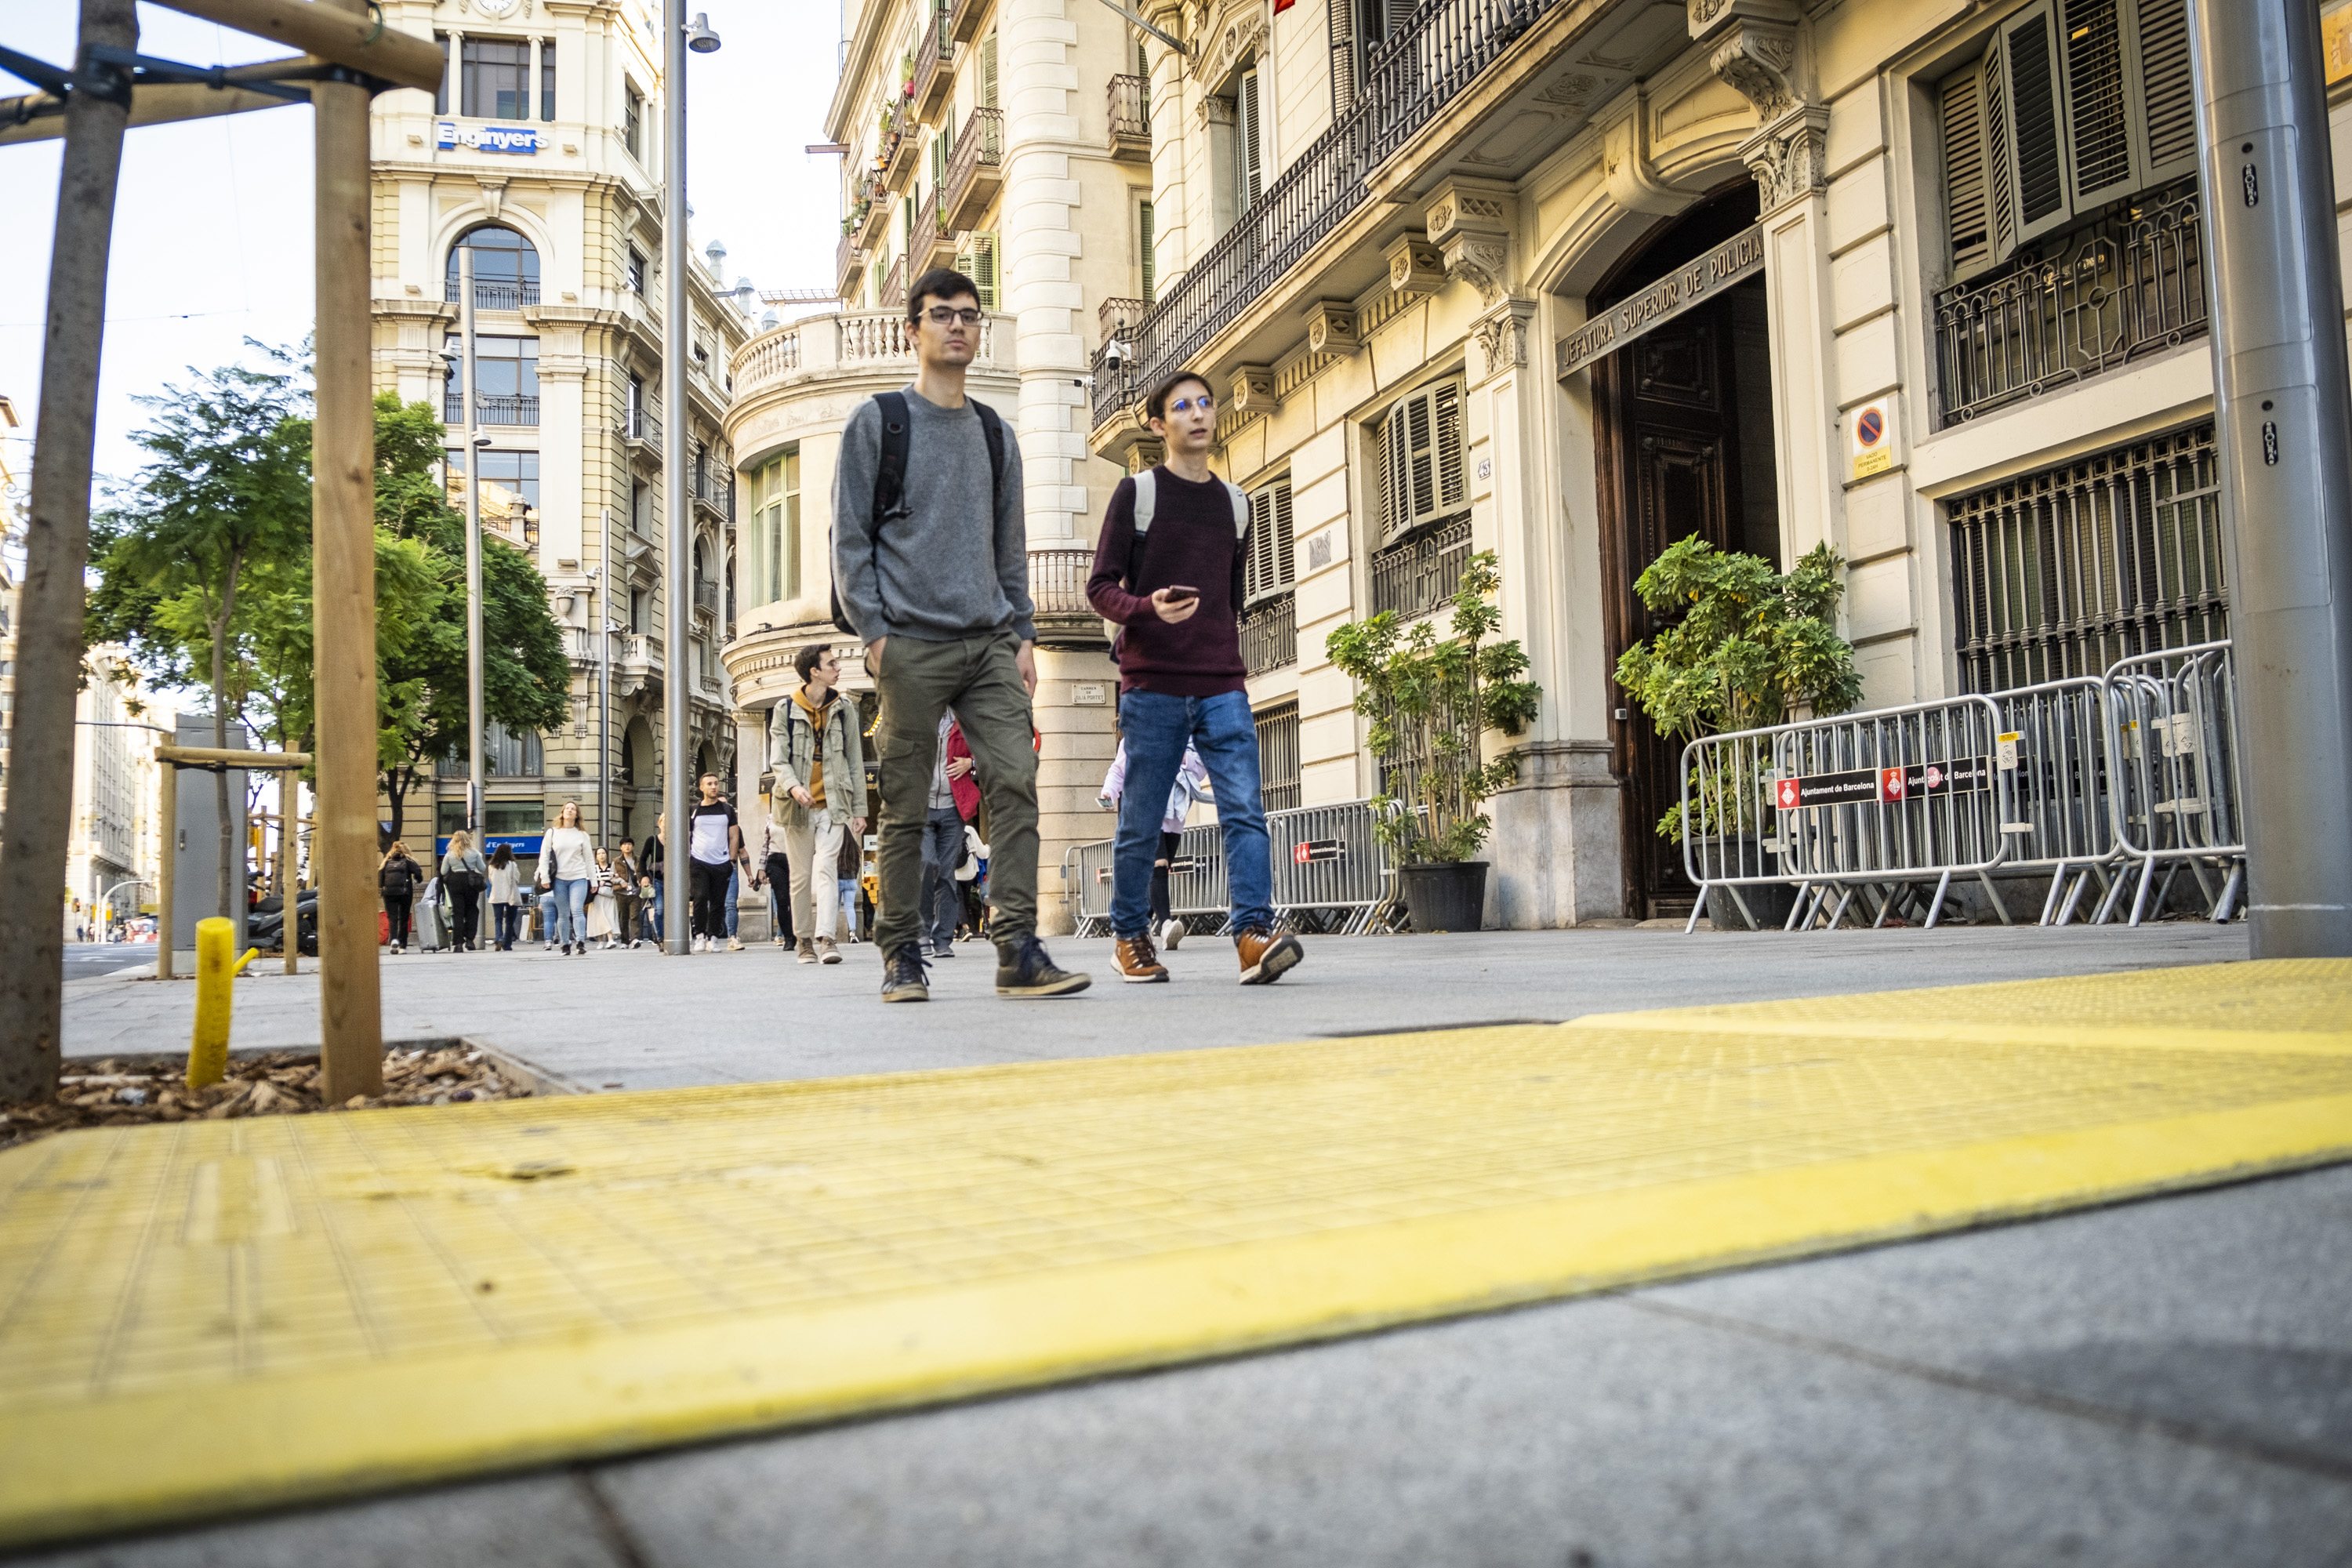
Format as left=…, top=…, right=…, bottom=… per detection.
left=1086, top=467, right=1250, bottom=697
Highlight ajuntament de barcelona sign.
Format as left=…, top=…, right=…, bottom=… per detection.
left=1554, top=223, right=1767, bottom=379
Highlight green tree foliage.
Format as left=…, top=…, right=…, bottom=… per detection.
left=1324, top=550, right=1542, bottom=864
left=88, top=351, right=568, bottom=852
left=1613, top=536, right=1863, bottom=843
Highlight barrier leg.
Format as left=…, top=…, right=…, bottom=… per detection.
left=1683, top=885, right=1709, bottom=935
left=1726, top=884, right=1759, bottom=931
left=2096, top=862, right=2135, bottom=925
left=1781, top=884, right=1809, bottom=932
left=2055, top=869, right=2092, bottom=927
left=1923, top=869, right=1954, bottom=929
left=2127, top=859, right=2159, bottom=927
left=1825, top=885, right=1857, bottom=930
left=1977, top=871, right=2013, bottom=926
left=2214, top=859, right=2245, bottom=923
left=2038, top=862, right=2071, bottom=926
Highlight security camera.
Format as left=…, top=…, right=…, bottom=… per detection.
left=1103, top=339, right=1130, bottom=370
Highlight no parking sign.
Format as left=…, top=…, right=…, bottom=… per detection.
left=1850, top=397, right=1893, bottom=480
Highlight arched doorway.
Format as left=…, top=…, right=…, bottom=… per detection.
left=445, top=224, right=541, bottom=310
left=1589, top=184, right=1780, bottom=918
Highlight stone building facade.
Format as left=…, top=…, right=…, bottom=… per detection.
left=370, top=0, right=751, bottom=866
left=721, top=0, right=1156, bottom=931
left=1087, top=0, right=2352, bottom=924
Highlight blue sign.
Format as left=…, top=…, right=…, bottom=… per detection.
left=437, top=122, right=542, bottom=154
left=436, top=834, right=545, bottom=858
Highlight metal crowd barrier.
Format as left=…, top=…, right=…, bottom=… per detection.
left=2099, top=640, right=2245, bottom=925
left=1679, top=639, right=2245, bottom=934
left=1063, top=798, right=1401, bottom=937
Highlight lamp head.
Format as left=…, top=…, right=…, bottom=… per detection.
left=686, top=13, right=721, bottom=52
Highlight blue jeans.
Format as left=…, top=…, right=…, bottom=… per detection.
left=548, top=877, right=590, bottom=946
left=917, top=807, right=965, bottom=949
left=493, top=902, right=521, bottom=949
left=725, top=866, right=740, bottom=938
left=1112, top=689, right=1272, bottom=938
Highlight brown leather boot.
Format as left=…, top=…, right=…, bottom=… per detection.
left=1114, top=934, right=1169, bottom=983
left=1235, top=927, right=1303, bottom=985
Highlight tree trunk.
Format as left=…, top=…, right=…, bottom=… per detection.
left=210, top=554, right=241, bottom=920
left=0, top=0, right=136, bottom=1105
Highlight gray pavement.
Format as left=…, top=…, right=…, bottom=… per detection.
left=32, top=920, right=2352, bottom=1566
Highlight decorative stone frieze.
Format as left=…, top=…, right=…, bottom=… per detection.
left=1303, top=300, right=1359, bottom=358
left=1385, top=235, right=1447, bottom=299
left=1193, top=0, right=1269, bottom=89
left=1229, top=365, right=1278, bottom=416
left=1425, top=177, right=1515, bottom=306
left=1126, top=439, right=1166, bottom=474
left=1469, top=299, right=1536, bottom=386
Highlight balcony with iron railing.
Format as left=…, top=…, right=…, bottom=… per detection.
left=883, top=106, right=922, bottom=187
left=622, top=401, right=662, bottom=455
left=913, top=1, right=953, bottom=117
left=1107, top=74, right=1149, bottom=160
left=835, top=233, right=864, bottom=299
left=1090, top=0, right=1571, bottom=433
left=1370, top=517, right=1472, bottom=622
left=948, top=0, right=988, bottom=43
left=854, top=174, right=891, bottom=250
left=728, top=309, right=1015, bottom=402
left=1098, top=296, right=1146, bottom=351
left=1240, top=594, right=1297, bottom=674
left=911, top=191, right=956, bottom=274
left=942, top=107, right=1002, bottom=232
left=443, top=278, right=540, bottom=312
left=1933, top=179, right=2207, bottom=429
left=880, top=254, right=907, bottom=310
left=443, top=392, right=539, bottom=426
left=1028, top=547, right=1108, bottom=649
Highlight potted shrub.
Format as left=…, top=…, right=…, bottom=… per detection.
left=1613, top=537, right=1861, bottom=928
left=1326, top=550, right=1541, bottom=932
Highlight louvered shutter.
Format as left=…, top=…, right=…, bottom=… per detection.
left=981, top=33, right=998, bottom=108
left=971, top=232, right=999, bottom=309
left=2131, top=0, right=2196, bottom=180
left=1380, top=400, right=1412, bottom=544
left=1999, top=4, right=2072, bottom=245
left=2058, top=0, right=2135, bottom=209
left=1940, top=66, right=1994, bottom=279
left=1378, top=383, right=1468, bottom=543
left=1247, top=486, right=1276, bottom=602
left=1981, top=32, right=2018, bottom=262
left=1432, top=381, right=1465, bottom=514
left=1272, top=479, right=1295, bottom=590
left=931, top=130, right=947, bottom=190
left=1139, top=201, right=1156, bottom=303
left=1237, top=67, right=1264, bottom=206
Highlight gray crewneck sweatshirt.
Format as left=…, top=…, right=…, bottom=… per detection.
left=831, top=385, right=1035, bottom=644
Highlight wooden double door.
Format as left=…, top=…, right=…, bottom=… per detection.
left=1594, top=278, right=1779, bottom=917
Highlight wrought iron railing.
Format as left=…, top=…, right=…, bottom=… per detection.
left=910, top=193, right=942, bottom=270
left=624, top=403, right=662, bottom=452
left=444, top=278, right=540, bottom=311
left=1933, top=179, right=2206, bottom=428
left=1240, top=594, right=1296, bottom=674
left=444, top=392, right=539, bottom=426
left=944, top=107, right=1002, bottom=227
left=835, top=234, right=862, bottom=298
left=880, top=255, right=907, bottom=309
left=1098, top=296, right=1146, bottom=350
left=1090, top=0, right=1555, bottom=429
left=1948, top=422, right=2227, bottom=694
left=1370, top=517, right=1472, bottom=622
left=1108, top=73, right=1149, bottom=151
left=1255, top=702, right=1301, bottom=814
left=913, top=0, right=953, bottom=113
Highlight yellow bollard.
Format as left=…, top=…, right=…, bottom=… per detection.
left=186, top=920, right=259, bottom=1090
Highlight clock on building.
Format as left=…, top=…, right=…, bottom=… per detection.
left=473, top=0, right=521, bottom=18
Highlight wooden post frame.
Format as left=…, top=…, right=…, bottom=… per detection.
left=151, top=746, right=310, bottom=984
left=310, top=0, right=386, bottom=1102
left=147, top=0, right=442, bottom=92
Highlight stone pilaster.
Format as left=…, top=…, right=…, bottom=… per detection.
left=1000, top=0, right=1090, bottom=543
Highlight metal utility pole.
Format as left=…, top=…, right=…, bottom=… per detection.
left=312, top=0, right=387, bottom=1097
left=461, top=245, right=488, bottom=948
left=598, top=509, right=614, bottom=844
left=661, top=5, right=721, bottom=953
left=2190, top=0, right=2352, bottom=957
left=0, top=0, right=135, bottom=1104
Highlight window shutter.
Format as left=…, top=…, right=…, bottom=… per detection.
left=1237, top=67, right=1265, bottom=206
left=1980, top=34, right=2018, bottom=262
left=435, top=34, right=449, bottom=114
left=981, top=33, right=998, bottom=109
left=1247, top=485, right=1276, bottom=602
left=1272, top=479, right=1295, bottom=590
left=1380, top=400, right=1411, bottom=544
left=1432, top=381, right=1465, bottom=514
left=539, top=37, right=556, bottom=122
left=1940, top=66, right=1993, bottom=279
left=931, top=130, right=948, bottom=190
left=2058, top=0, right=2134, bottom=209
left=971, top=232, right=999, bottom=309
left=1999, top=4, right=2072, bottom=244
left=1378, top=383, right=1468, bottom=543
left=1139, top=201, right=1156, bottom=303
left=2132, top=0, right=2196, bottom=179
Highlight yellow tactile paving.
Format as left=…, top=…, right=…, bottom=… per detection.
left=3, top=959, right=2350, bottom=1547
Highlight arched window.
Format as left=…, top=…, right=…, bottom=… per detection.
left=445, top=225, right=541, bottom=310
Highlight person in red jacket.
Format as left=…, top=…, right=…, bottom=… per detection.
left=916, top=712, right=982, bottom=957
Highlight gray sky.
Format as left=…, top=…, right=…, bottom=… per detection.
left=0, top=0, right=843, bottom=501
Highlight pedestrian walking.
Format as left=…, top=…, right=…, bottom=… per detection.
left=913, top=713, right=981, bottom=958
left=587, top=847, right=622, bottom=949
left=612, top=840, right=644, bottom=949
left=956, top=824, right=987, bottom=938
left=757, top=820, right=795, bottom=948
left=538, top=802, right=597, bottom=956
left=488, top=842, right=523, bottom=951
left=440, top=829, right=488, bottom=953
left=837, top=827, right=865, bottom=942
left=768, top=644, right=866, bottom=965
left=1099, top=738, right=1208, bottom=951
left=833, top=265, right=1088, bottom=1003
left=378, top=840, right=423, bottom=955
left=685, top=774, right=748, bottom=954
left=1087, top=368, right=1303, bottom=986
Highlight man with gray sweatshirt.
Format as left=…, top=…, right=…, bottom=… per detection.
left=833, top=266, right=1090, bottom=1004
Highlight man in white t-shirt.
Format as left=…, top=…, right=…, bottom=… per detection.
left=685, top=773, right=747, bottom=953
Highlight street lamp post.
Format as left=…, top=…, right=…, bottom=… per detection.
left=662, top=5, right=721, bottom=954
left=460, top=248, right=487, bottom=952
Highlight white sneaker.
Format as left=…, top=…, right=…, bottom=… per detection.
left=727, top=936, right=744, bottom=952
left=1160, top=918, right=1185, bottom=950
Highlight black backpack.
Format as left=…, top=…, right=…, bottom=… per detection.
left=830, top=390, right=1010, bottom=635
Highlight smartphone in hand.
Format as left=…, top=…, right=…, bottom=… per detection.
left=1162, top=585, right=1200, bottom=604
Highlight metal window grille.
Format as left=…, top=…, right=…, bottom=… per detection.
left=1254, top=702, right=1301, bottom=814
left=1370, top=517, right=1472, bottom=622
left=1948, top=420, right=2227, bottom=693
left=1240, top=595, right=1296, bottom=675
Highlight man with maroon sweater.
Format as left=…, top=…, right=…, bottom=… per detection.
left=1087, top=370, right=1305, bottom=986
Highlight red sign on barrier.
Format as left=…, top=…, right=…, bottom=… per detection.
left=1773, top=768, right=1879, bottom=809
left=1293, top=839, right=1345, bottom=864
left=1774, top=757, right=1993, bottom=810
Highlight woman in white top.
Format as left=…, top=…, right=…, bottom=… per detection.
left=586, top=846, right=622, bottom=949
left=537, top=803, right=597, bottom=956
left=486, top=843, right=524, bottom=951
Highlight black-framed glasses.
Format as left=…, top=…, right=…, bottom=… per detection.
left=924, top=306, right=984, bottom=326
left=1167, top=393, right=1214, bottom=414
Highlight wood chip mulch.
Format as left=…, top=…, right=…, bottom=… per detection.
left=0, top=1046, right=531, bottom=1150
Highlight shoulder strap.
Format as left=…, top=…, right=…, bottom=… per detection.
left=973, top=398, right=1008, bottom=509
left=874, top=391, right=911, bottom=519
left=1123, top=470, right=1157, bottom=594
left=1225, top=481, right=1250, bottom=540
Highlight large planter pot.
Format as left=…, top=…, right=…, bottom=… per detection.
left=1397, top=860, right=1489, bottom=933
left=1697, top=837, right=1798, bottom=931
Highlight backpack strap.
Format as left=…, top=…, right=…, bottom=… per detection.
left=1123, top=470, right=1157, bottom=593
left=874, top=390, right=912, bottom=518
left=971, top=397, right=1008, bottom=510
left=1224, top=480, right=1250, bottom=540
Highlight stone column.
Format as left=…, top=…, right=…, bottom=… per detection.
left=733, top=706, right=771, bottom=942
left=1000, top=0, right=1087, bottom=543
